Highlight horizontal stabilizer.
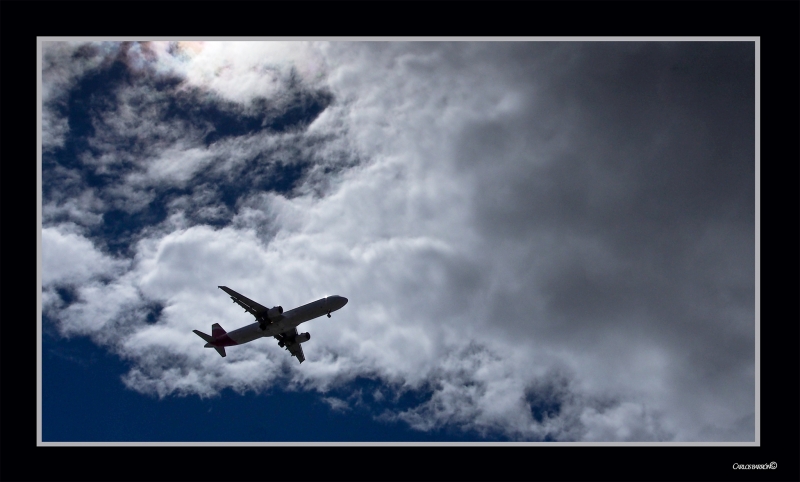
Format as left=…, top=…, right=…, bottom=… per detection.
left=193, top=330, right=213, bottom=343
left=214, top=346, right=226, bottom=357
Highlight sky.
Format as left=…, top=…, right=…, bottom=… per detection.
left=40, top=40, right=756, bottom=443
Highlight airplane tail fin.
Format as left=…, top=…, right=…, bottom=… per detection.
left=193, top=330, right=214, bottom=343
left=211, top=323, right=227, bottom=338
left=195, top=326, right=227, bottom=357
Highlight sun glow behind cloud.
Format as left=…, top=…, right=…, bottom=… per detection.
left=41, top=40, right=756, bottom=442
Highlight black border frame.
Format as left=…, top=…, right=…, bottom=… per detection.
left=3, top=1, right=797, bottom=481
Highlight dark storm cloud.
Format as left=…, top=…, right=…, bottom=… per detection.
left=456, top=42, right=754, bottom=326
left=449, top=42, right=754, bottom=439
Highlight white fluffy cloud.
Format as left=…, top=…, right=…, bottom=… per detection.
left=41, top=40, right=755, bottom=441
left=42, top=225, right=127, bottom=286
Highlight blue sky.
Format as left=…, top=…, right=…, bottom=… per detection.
left=44, top=333, right=499, bottom=442
left=40, top=40, right=757, bottom=444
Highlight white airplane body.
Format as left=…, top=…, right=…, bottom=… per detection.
left=193, top=286, right=348, bottom=363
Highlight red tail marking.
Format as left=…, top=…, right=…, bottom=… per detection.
left=212, top=324, right=227, bottom=339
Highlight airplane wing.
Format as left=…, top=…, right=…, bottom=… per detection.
left=287, top=342, right=305, bottom=364
left=219, top=286, right=269, bottom=319
left=275, top=327, right=305, bottom=364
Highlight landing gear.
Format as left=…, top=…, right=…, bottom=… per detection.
left=278, top=340, right=285, bottom=348
left=327, top=311, right=331, bottom=318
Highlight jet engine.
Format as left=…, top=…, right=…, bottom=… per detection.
left=294, top=332, right=311, bottom=344
left=267, top=306, right=283, bottom=319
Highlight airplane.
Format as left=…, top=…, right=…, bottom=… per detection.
left=193, top=286, right=348, bottom=363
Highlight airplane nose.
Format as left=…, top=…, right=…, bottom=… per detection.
left=330, top=295, right=348, bottom=310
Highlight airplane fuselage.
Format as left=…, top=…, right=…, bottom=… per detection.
left=213, top=295, right=348, bottom=346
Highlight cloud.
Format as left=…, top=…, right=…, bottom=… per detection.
left=41, top=41, right=121, bottom=150
left=42, top=224, right=127, bottom=286
left=43, top=189, right=106, bottom=227
left=322, top=397, right=350, bottom=412
left=41, top=41, right=755, bottom=441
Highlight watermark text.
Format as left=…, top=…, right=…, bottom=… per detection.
left=732, top=462, right=776, bottom=470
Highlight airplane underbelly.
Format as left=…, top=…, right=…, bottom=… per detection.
left=225, top=303, right=329, bottom=342
left=285, top=305, right=328, bottom=325
left=227, top=325, right=264, bottom=344
left=266, top=314, right=311, bottom=336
